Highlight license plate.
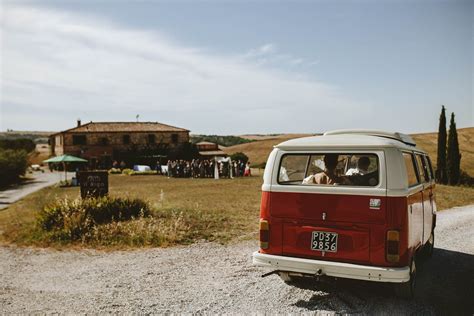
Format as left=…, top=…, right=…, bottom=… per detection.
left=311, top=231, right=338, bottom=252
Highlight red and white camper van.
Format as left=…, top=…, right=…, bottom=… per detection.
left=252, top=130, right=436, bottom=298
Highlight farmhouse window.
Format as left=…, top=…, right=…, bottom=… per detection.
left=99, top=137, right=109, bottom=146
left=123, top=135, right=131, bottom=144
left=171, top=133, right=179, bottom=143
left=72, top=135, right=87, bottom=145
left=148, top=134, right=156, bottom=144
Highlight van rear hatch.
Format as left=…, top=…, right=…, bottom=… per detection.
left=271, top=192, right=386, bottom=264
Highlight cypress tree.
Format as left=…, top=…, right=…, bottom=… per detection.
left=436, top=106, right=448, bottom=184
left=447, top=112, right=461, bottom=185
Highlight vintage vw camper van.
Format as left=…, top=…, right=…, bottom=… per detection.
left=252, top=130, right=436, bottom=298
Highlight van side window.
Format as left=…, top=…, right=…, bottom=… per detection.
left=278, top=153, right=379, bottom=186
left=415, top=154, right=428, bottom=183
left=425, top=156, right=434, bottom=180
left=403, top=152, right=419, bottom=187
left=420, top=155, right=432, bottom=181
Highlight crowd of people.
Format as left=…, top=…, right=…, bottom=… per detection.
left=157, top=159, right=251, bottom=178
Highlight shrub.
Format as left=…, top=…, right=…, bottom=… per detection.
left=129, top=170, right=158, bottom=176
left=122, top=168, right=133, bottom=175
left=37, top=196, right=151, bottom=242
left=459, top=170, right=474, bottom=186
left=0, top=138, right=36, bottom=153
left=0, top=149, right=29, bottom=186
left=251, top=162, right=266, bottom=169
left=108, top=168, right=122, bottom=174
left=230, top=152, right=249, bottom=163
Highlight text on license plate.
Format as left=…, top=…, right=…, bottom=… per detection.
left=311, top=231, right=338, bottom=252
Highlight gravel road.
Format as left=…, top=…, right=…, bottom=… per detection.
left=1, top=205, right=473, bottom=314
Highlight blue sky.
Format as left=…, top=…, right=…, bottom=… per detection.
left=1, top=0, right=472, bottom=134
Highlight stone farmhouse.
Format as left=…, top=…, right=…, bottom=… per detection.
left=50, top=121, right=189, bottom=168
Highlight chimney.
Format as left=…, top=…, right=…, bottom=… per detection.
left=77, top=119, right=81, bottom=127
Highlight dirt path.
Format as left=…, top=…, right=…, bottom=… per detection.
left=1, top=205, right=473, bottom=314
left=0, top=171, right=74, bottom=210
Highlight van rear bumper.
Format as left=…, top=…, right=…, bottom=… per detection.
left=252, top=251, right=410, bottom=283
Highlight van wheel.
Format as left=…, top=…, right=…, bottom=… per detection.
left=394, top=259, right=416, bottom=299
left=423, top=231, right=434, bottom=258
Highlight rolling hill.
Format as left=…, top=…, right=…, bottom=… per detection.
left=224, top=128, right=474, bottom=175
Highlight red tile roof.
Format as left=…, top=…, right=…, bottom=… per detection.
left=54, top=122, right=189, bottom=134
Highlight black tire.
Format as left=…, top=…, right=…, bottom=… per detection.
left=423, top=231, right=434, bottom=259
left=394, top=258, right=416, bottom=299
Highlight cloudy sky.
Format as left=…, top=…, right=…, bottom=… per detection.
left=1, top=0, right=472, bottom=134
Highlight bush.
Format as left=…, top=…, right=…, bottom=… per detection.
left=251, top=162, right=266, bottom=169
left=38, top=196, right=151, bottom=242
left=108, top=168, right=122, bottom=174
left=129, top=170, right=158, bottom=176
left=0, top=149, right=29, bottom=186
left=122, top=168, right=133, bottom=175
left=459, top=170, right=474, bottom=186
left=0, top=138, right=36, bottom=152
left=230, top=152, right=249, bottom=163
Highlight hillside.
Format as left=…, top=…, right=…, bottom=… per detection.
left=223, top=134, right=313, bottom=166
left=411, top=127, right=474, bottom=175
left=224, top=128, right=474, bottom=175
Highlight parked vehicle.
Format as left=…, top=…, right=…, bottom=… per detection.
left=252, top=130, right=436, bottom=298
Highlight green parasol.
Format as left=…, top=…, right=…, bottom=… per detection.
left=43, top=155, right=88, bottom=182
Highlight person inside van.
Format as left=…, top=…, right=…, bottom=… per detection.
left=346, top=156, right=370, bottom=176
left=303, top=154, right=350, bottom=185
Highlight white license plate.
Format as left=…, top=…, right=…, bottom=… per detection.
left=311, top=231, right=338, bottom=252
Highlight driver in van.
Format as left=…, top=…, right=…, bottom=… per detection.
left=346, top=156, right=370, bottom=176
left=303, top=154, right=350, bottom=185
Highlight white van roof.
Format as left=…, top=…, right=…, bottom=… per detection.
left=275, top=131, right=424, bottom=152
left=324, top=129, right=416, bottom=146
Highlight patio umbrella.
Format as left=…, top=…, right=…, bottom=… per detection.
left=43, top=154, right=88, bottom=182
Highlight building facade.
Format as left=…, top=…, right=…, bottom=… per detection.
left=50, top=121, right=190, bottom=168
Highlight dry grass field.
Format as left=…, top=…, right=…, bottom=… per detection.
left=224, top=133, right=313, bottom=166
left=0, top=173, right=473, bottom=248
left=0, top=175, right=263, bottom=247
left=226, top=128, right=474, bottom=175
left=411, top=127, right=474, bottom=175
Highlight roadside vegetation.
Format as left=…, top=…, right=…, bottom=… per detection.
left=0, top=138, right=36, bottom=187
left=0, top=175, right=262, bottom=248
left=1, top=175, right=473, bottom=249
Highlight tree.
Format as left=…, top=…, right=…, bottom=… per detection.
left=167, top=142, right=200, bottom=160
left=436, top=106, right=448, bottom=184
left=447, top=112, right=461, bottom=185
left=230, top=152, right=249, bottom=164
left=0, top=149, right=29, bottom=186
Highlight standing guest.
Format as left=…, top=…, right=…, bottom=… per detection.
left=239, top=160, right=245, bottom=176
left=156, top=161, right=161, bottom=175
left=244, top=162, right=251, bottom=176
left=120, top=160, right=126, bottom=170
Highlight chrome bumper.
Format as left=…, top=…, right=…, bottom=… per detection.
left=252, top=251, right=410, bottom=283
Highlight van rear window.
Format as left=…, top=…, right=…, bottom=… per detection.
left=278, top=153, right=379, bottom=186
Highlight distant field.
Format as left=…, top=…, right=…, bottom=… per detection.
left=225, top=128, right=474, bottom=175
left=224, top=133, right=313, bottom=166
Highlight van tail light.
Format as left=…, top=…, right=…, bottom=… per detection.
left=386, top=230, right=400, bottom=263
left=259, top=219, right=269, bottom=249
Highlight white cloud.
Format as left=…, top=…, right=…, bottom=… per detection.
left=0, top=5, right=365, bottom=133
